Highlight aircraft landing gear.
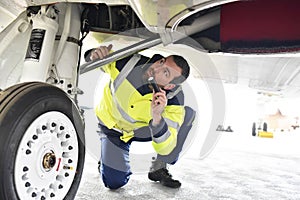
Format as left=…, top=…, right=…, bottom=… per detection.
left=0, top=82, right=85, bottom=200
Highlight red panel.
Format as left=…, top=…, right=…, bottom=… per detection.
left=220, top=0, right=300, bottom=42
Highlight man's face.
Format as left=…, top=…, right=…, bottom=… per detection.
left=144, top=56, right=182, bottom=88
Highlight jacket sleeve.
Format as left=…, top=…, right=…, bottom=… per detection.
left=119, top=105, right=184, bottom=156
left=129, top=91, right=185, bottom=155
left=150, top=105, right=185, bottom=155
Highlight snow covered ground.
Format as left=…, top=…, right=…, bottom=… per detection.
left=75, top=131, right=300, bottom=200
left=75, top=77, right=300, bottom=200
left=76, top=57, right=300, bottom=200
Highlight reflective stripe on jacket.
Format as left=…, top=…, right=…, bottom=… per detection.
left=94, top=54, right=185, bottom=155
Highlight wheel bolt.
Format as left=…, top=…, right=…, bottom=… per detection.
left=32, top=192, right=37, bottom=197
left=32, top=135, right=38, bottom=140
left=42, top=125, right=47, bottom=130
left=25, top=182, right=30, bottom=187
left=68, top=146, right=73, bottom=150
left=60, top=126, right=64, bottom=130
left=58, top=184, right=63, bottom=189
left=65, top=134, right=70, bottom=138
left=23, top=166, right=29, bottom=172
left=41, top=196, right=46, bottom=200
left=50, top=193, right=55, bottom=197
left=68, top=159, right=72, bottom=163
left=51, top=122, right=56, bottom=127
left=26, top=149, right=31, bottom=155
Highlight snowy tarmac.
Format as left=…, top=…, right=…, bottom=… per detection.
left=76, top=71, right=300, bottom=200
left=75, top=131, right=300, bottom=200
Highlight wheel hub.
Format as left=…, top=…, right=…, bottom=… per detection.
left=42, top=151, right=56, bottom=171
left=14, top=111, right=79, bottom=199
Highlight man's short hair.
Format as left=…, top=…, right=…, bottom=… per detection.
left=171, top=55, right=190, bottom=85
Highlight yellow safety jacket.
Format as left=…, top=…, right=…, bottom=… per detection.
left=95, top=54, right=185, bottom=155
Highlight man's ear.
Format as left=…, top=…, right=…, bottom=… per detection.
left=163, top=83, right=176, bottom=90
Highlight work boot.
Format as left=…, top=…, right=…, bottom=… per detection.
left=148, top=157, right=181, bottom=188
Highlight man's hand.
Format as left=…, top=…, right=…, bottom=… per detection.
left=151, top=89, right=167, bottom=126
left=90, top=44, right=113, bottom=61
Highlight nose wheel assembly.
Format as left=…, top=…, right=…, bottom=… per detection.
left=0, top=82, right=85, bottom=199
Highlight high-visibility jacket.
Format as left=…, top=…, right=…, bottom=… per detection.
left=95, top=54, right=185, bottom=155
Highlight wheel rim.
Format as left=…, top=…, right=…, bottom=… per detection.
left=14, top=111, right=79, bottom=199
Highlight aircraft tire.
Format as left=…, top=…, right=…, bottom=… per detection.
left=252, top=122, right=256, bottom=136
left=0, top=82, right=85, bottom=200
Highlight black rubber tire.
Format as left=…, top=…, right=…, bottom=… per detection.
left=0, top=82, right=85, bottom=200
left=263, top=122, right=268, bottom=132
left=252, top=122, right=256, bottom=136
